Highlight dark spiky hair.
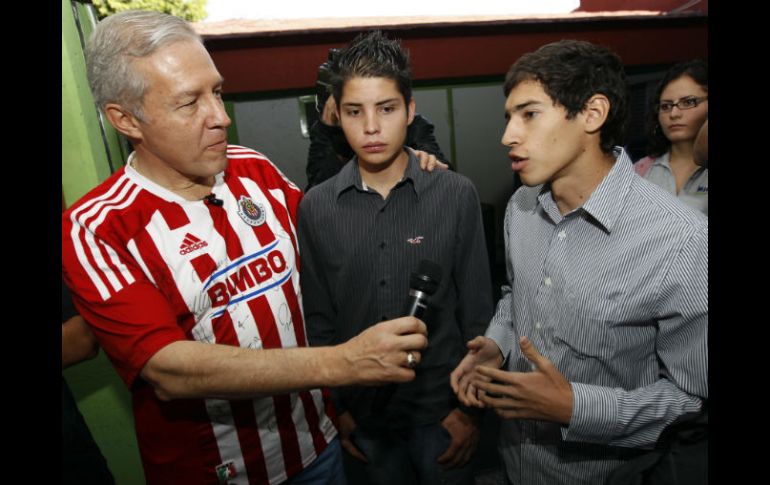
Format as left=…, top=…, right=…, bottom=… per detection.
left=331, top=30, right=412, bottom=106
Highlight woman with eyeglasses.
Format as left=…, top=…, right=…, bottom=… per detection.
left=635, top=60, right=708, bottom=216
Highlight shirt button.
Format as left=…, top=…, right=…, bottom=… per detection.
left=544, top=277, right=552, bottom=287
left=558, top=230, right=567, bottom=240
left=379, top=242, right=386, bottom=249
left=535, top=322, right=542, bottom=330
left=379, top=279, right=386, bottom=287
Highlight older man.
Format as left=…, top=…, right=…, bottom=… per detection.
left=62, top=10, right=427, bottom=484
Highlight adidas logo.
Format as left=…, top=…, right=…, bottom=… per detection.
left=179, top=233, right=209, bottom=255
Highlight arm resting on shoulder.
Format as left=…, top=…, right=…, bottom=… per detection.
left=407, top=114, right=452, bottom=169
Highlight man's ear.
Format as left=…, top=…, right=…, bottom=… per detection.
left=104, top=103, right=144, bottom=140
left=407, top=97, right=416, bottom=125
left=582, top=94, right=610, bottom=135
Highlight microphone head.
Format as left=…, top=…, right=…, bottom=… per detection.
left=204, top=194, right=224, bottom=206
left=410, top=260, right=442, bottom=296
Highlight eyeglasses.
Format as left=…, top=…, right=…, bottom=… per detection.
left=656, top=96, right=708, bottom=113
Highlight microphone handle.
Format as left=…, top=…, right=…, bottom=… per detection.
left=404, top=289, right=429, bottom=319
left=371, top=293, right=428, bottom=414
left=404, top=299, right=426, bottom=319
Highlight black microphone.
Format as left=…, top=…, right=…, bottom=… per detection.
left=371, top=260, right=443, bottom=415
left=203, top=194, right=224, bottom=207
left=403, top=260, right=442, bottom=319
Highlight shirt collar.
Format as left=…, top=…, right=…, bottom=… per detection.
left=536, top=147, right=635, bottom=233
left=652, top=151, right=671, bottom=168
left=334, top=148, right=421, bottom=199
left=653, top=150, right=707, bottom=178
left=125, top=151, right=226, bottom=204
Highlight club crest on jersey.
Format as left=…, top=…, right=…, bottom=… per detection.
left=215, top=461, right=237, bottom=483
left=237, top=195, right=266, bottom=227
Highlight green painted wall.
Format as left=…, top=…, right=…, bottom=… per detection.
left=62, top=1, right=144, bottom=482
left=225, top=100, right=240, bottom=145
left=63, top=353, right=145, bottom=483
left=62, top=0, right=126, bottom=207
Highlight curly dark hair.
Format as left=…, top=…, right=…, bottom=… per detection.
left=331, top=30, right=412, bottom=107
left=503, top=40, right=629, bottom=154
left=645, top=59, right=708, bottom=158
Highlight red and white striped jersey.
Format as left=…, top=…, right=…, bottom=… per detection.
left=62, top=145, right=337, bottom=485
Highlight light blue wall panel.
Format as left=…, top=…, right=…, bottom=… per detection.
left=234, top=98, right=311, bottom=189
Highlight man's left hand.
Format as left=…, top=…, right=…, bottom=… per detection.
left=436, top=408, right=480, bottom=468
left=474, top=336, right=573, bottom=424
left=412, top=149, right=449, bottom=172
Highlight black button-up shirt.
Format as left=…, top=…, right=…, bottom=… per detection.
left=298, top=150, right=494, bottom=429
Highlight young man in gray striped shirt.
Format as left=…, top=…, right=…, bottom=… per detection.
left=450, top=40, right=708, bottom=484
left=298, top=31, right=494, bottom=485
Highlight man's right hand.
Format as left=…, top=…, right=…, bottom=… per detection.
left=340, top=316, right=428, bottom=386
left=338, top=411, right=368, bottom=462
left=450, top=336, right=503, bottom=407
left=321, top=97, right=339, bottom=126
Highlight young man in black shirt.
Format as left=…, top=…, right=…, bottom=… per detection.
left=298, top=31, right=494, bottom=485
left=305, top=47, right=450, bottom=191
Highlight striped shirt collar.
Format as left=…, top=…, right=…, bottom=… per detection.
left=334, top=148, right=422, bottom=199
left=536, top=147, right=635, bottom=233
left=124, top=151, right=226, bottom=204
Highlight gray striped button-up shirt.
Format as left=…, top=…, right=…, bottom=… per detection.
left=486, top=148, right=708, bottom=485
